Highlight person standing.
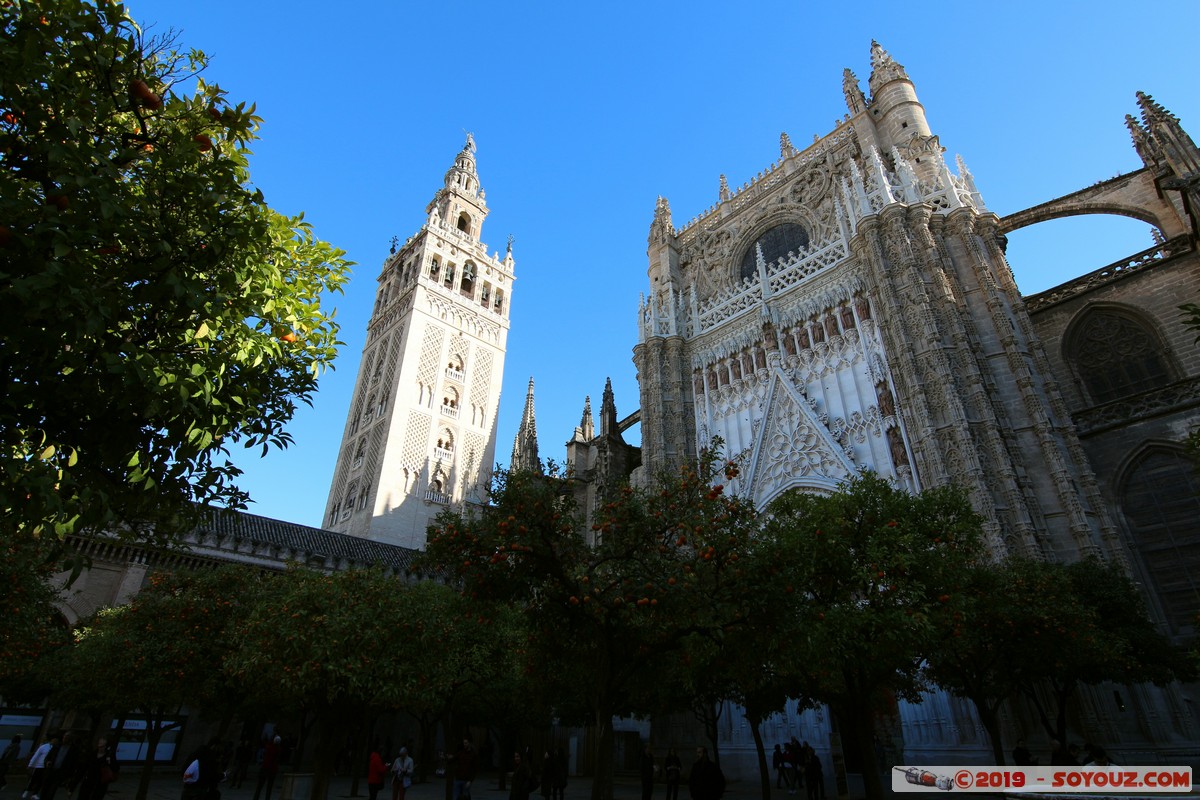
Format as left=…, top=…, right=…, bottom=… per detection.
left=538, top=751, right=554, bottom=800
left=75, top=740, right=116, bottom=800
left=450, top=737, right=476, bottom=800
left=391, top=747, right=414, bottom=800
left=182, top=752, right=202, bottom=800
left=639, top=744, right=655, bottom=800
left=663, top=748, right=682, bottom=800
left=551, top=748, right=567, bottom=800
left=804, top=754, right=824, bottom=800
left=252, top=736, right=281, bottom=800
left=686, top=747, right=724, bottom=800
left=230, top=739, right=253, bottom=789
left=772, top=745, right=784, bottom=790
left=1, top=736, right=22, bottom=792
left=508, top=752, right=532, bottom=800
left=42, top=733, right=80, bottom=800
left=367, top=743, right=387, bottom=800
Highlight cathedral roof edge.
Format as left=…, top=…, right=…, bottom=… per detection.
left=675, top=122, right=858, bottom=240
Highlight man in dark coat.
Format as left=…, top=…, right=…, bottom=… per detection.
left=687, top=747, right=724, bottom=800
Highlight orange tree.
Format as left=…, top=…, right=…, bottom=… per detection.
left=0, top=532, right=70, bottom=700
left=416, top=451, right=760, bottom=800
left=58, top=564, right=266, bottom=800
left=226, top=567, right=514, bottom=800
left=1015, top=558, right=1190, bottom=750
left=759, top=472, right=984, bottom=800
left=0, top=0, right=350, bottom=543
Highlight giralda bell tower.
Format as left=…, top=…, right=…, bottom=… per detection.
left=324, top=135, right=514, bottom=549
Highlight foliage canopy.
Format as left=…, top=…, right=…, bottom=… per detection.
left=0, top=0, right=351, bottom=541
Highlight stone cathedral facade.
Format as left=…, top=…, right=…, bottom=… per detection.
left=322, top=135, right=514, bottom=549
left=613, top=42, right=1200, bottom=772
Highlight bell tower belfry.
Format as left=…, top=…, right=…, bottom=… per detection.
left=324, top=135, right=514, bottom=549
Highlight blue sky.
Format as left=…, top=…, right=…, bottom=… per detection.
left=130, top=0, right=1199, bottom=529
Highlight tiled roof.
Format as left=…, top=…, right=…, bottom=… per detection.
left=194, top=507, right=420, bottom=573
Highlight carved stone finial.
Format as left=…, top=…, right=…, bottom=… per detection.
left=842, top=68, right=867, bottom=115
left=868, top=40, right=909, bottom=90
left=780, top=132, right=796, bottom=159
left=719, top=174, right=731, bottom=201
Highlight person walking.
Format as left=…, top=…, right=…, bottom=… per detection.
left=22, top=735, right=58, bottom=800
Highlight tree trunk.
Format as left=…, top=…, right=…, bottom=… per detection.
left=1053, top=682, right=1074, bottom=748
left=969, top=698, right=1006, bottom=765
left=311, top=714, right=344, bottom=800
left=135, top=712, right=171, bottom=800
left=416, top=713, right=437, bottom=784
left=589, top=708, right=615, bottom=800
left=835, top=700, right=883, bottom=800
left=744, top=711, right=771, bottom=800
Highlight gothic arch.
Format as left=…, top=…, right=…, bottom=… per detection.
left=1115, top=441, right=1200, bottom=635
left=754, top=478, right=837, bottom=513
left=1061, top=302, right=1179, bottom=406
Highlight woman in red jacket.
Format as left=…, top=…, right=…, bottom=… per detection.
left=368, top=744, right=388, bottom=800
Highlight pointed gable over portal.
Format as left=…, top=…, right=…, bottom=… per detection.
left=744, top=370, right=855, bottom=509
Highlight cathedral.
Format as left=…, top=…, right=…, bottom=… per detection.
left=537, top=41, right=1200, bottom=772
left=54, top=41, right=1199, bottom=782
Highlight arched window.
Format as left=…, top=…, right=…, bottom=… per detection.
left=1121, top=447, right=1200, bottom=635
left=457, top=213, right=471, bottom=234
left=740, top=223, right=809, bottom=282
left=461, top=262, right=476, bottom=295
left=1067, top=308, right=1175, bottom=405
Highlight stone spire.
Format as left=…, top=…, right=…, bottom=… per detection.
left=599, top=377, right=618, bottom=437
left=842, top=68, right=867, bottom=115
left=868, top=40, right=909, bottom=94
left=719, top=174, right=731, bottom=201
left=510, top=377, right=541, bottom=473
left=648, top=195, right=674, bottom=246
left=579, top=395, right=595, bottom=441
left=1126, top=114, right=1162, bottom=172
left=1135, top=91, right=1200, bottom=178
